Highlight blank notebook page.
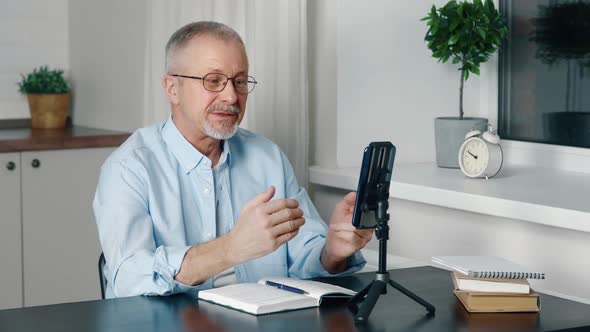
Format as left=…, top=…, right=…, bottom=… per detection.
left=202, top=283, right=308, bottom=306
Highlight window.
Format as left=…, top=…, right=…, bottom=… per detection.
left=499, top=0, right=590, bottom=148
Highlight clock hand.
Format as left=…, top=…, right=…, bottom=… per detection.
left=467, top=150, right=478, bottom=159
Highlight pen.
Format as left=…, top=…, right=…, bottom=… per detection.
left=265, top=281, right=308, bottom=294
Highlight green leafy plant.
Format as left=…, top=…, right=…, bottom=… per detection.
left=422, top=0, right=508, bottom=119
left=17, top=66, right=70, bottom=94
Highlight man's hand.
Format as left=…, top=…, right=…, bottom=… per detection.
left=227, top=186, right=305, bottom=265
left=175, top=186, right=304, bottom=286
left=322, top=192, right=373, bottom=273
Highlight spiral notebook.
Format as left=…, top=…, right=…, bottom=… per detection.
left=432, top=256, right=545, bottom=279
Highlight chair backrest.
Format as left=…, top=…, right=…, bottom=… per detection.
left=98, top=253, right=107, bottom=299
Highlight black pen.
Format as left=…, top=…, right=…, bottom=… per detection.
left=265, top=281, right=308, bottom=294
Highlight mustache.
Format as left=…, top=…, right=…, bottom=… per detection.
left=207, top=103, right=240, bottom=114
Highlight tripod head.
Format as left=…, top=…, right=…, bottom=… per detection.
left=352, top=142, right=396, bottom=230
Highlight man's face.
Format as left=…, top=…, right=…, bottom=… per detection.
left=164, top=35, right=249, bottom=140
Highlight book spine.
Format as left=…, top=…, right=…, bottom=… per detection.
left=473, top=271, right=545, bottom=279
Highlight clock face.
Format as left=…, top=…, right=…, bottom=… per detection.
left=460, top=138, right=489, bottom=177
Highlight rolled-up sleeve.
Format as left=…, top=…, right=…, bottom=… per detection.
left=286, top=188, right=366, bottom=279
left=93, top=160, right=210, bottom=297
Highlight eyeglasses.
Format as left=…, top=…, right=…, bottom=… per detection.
left=170, top=73, right=258, bottom=94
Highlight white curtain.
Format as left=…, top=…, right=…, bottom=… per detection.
left=144, top=0, right=309, bottom=187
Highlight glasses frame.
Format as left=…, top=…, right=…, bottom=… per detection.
left=170, top=73, right=258, bottom=94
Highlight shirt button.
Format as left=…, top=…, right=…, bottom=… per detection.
left=204, top=188, right=210, bottom=195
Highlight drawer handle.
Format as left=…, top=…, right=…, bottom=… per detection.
left=6, top=161, right=16, bottom=171
left=31, top=159, right=41, bottom=168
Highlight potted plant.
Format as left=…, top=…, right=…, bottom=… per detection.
left=17, top=66, right=71, bottom=129
left=422, top=0, right=508, bottom=168
left=530, top=1, right=590, bottom=148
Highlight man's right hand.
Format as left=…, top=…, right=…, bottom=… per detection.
left=226, top=186, right=305, bottom=265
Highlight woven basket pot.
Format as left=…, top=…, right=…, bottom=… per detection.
left=27, top=93, right=70, bottom=129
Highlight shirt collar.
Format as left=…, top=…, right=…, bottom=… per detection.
left=217, top=139, right=232, bottom=168
left=161, top=116, right=232, bottom=173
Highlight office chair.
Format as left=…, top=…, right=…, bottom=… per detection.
left=98, top=253, right=107, bottom=299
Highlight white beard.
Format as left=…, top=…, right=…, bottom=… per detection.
left=203, top=103, right=241, bottom=139
left=203, top=119, right=239, bottom=140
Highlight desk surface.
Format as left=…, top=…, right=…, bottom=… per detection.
left=1, top=266, right=589, bottom=332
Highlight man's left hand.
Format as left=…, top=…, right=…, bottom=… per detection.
left=321, top=192, right=373, bottom=273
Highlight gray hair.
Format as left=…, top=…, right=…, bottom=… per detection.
left=165, top=21, right=246, bottom=72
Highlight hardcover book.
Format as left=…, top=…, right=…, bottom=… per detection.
left=454, top=290, right=540, bottom=313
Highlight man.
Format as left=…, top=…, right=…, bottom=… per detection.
left=94, top=21, right=373, bottom=298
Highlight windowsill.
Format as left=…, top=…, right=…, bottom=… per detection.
left=309, top=162, right=590, bottom=233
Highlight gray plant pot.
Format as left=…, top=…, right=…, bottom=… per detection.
left=434, top=117, right=488, bottom=168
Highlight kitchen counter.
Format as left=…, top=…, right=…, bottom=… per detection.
left=0, top=126, right=130, bottom=152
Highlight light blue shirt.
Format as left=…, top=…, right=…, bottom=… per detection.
left=93, top=117, right=365, bottom=298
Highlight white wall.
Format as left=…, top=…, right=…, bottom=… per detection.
left=0, top=0, right=69, bottom=120
left=308, top=0, right=590, bottom=302
left=68, top=0, right=147, bottom=132
left=0, top=0, right=146, bottom=130
left=308, top=0, right=338, bottom=168
left=389, top=199, right=590, bottom=302
left=337, top=0, right=483, bottom=167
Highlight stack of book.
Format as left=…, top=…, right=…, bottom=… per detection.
left=432, top=256, right=544, bottom=313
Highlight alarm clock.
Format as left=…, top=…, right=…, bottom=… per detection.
left=458, top=125, right=503, bottom=179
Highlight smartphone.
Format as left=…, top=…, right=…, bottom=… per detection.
left=351, top=142, right=396, bottom=229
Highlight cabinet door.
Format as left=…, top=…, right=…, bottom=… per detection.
left=21, top=147, right=114, bottom=307
left=0, top=153, right=23, bottom=309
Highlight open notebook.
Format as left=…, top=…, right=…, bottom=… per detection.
left=197, top=277, right=356, bottom=315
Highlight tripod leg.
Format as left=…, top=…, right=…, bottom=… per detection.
left=355, top=280, right=386, bottom=323
left=348, top=281, right=373, bottom=306
left=388, top=279, right=436, bottom=314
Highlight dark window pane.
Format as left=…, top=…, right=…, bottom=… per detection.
left=499, top=0, right=590, bottom=148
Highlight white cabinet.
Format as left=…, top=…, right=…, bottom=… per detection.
left=1, top=147, right=114, bottom=308
left=0, top=153, right=23, bottom=310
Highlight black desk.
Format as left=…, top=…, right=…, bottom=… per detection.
left=1, top=266, right=589, bottom=332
